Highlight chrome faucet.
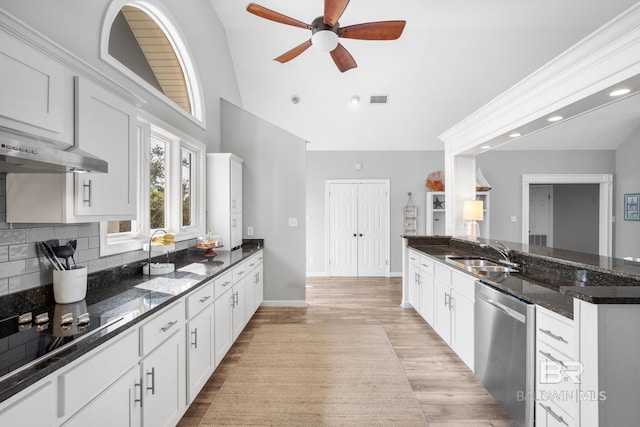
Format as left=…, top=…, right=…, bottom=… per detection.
left=481, top=241, right=519, bottom=268
left=148, top=229, right=168, bottom=274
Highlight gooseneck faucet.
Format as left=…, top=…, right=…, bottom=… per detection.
left=481, top=241, right=519, bottom=268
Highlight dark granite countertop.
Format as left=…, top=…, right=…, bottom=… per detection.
left=0, top=243, right=263, bottom=404
left=405, top=236, right=640, bottom=319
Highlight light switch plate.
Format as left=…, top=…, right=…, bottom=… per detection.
left=511, top=216, right=517, bottom=222
left=288, top=218, right=298, bottom=227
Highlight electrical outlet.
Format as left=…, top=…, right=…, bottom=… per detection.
left=309, top=256, right=314, bottom=263
left=247, top=226, right=254, bottom=236
left=511, top=216, right=518, bottom=222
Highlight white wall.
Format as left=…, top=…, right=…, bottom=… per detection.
left=476, top=150, right=615, bottom=244
left=221, top=100, right=307, bottom=305
left=306, top=151, right=443, bottom=275
left=553, top=184, right=600, bottom=254
left=615, top=127, right=640, bottom=258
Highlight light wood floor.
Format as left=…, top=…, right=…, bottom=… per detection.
left=178, top=277, right=515, bottom=426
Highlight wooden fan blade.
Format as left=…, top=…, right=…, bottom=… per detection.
left=324, top=0, right=350, bottom=26
left=330, top=43, right=357, bottom=73
left=274, top=40, right=313, bottom=63
left=247, top=3, right=312, bottom=30
left=339, top=21, right=406, bottom=40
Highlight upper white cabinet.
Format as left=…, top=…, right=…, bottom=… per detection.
left=0, top=29, right=72, bottom=143
left=6, top=76, right=138, bottom=223
left=207, top=153, right=244, bottom=249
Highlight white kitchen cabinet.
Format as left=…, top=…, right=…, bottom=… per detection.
left=140, top=324, right=185, bottom=427
left=0, top=380, right=56, bottom=427
left=432, top=263, right=475, bottom=370
left=408, top=259, right=421, bottom=312
left=214, top=271, right=234, bottom=366
left=6, top=76, right=138, bottom=223
left=0, top=28, right=71, bottom=142
left=57, top=328, right=139, bottom=419
left=186, top=285, right=214, bottom=403
left=231, top=277, right=247, bottom=341
left=63, top=366, right=141, bottom=427
left=139, top=301, right=185, bottom=427
left=245, top=251, right=264, bottom=317
left=207, top=153, right=244, bottom=250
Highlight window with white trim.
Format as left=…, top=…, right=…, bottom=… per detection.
left=100, top=118, right=205, bottom=256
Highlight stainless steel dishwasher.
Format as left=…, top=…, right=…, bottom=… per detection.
left=474, top=281, right=535, bottom=427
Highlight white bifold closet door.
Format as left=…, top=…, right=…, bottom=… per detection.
left=328, top=181, right=389, bottom=277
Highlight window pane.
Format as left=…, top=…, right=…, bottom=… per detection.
left=150, top=137, right=166, bottom=229
left=107, top=220, right=133, bottom=234
left=108, top=6, right=192, bottom=113
left=181, top=149, right=193, bottom=227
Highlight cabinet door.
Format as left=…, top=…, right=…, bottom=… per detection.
left=141, top=330, right=185, bottom=427
left=187, top=306, right=214, bottom=403
left=255, top=261, right=264, bottom=308
left=0, top=380, right=55, bottom=427
left=434, top=280, right=451, bottom=343
left=232, top=280, right=246, bottom=340
left=420, top=273, right=435, bottom=325
left=450, top=288, right=474, bottom=370
left=245, top=268, right=257, bottom=318
left=230, top=212, right=243, bottom=249
left=408, top=263, right=420, bottom=311
left=230, top=158, right=242, bottom=213
left=63, top=366, right=141, bottom=427
left=0, top=30, right=68, bottom=138
left=214, top=288, right=233, bottom=366
left=74, top=77, right=137, bottom=219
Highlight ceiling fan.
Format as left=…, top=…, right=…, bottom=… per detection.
left=246, top=1, right=406, bottom=73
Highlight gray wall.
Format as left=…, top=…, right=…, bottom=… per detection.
left=306, top=151, right=443, bottom=275
left=553, top=184, right=599, bottom=254
left=615, top=127, right=640, bottom=258
left=476, top=150, right=615, bottom=244
left=221, top=100, right=307, bottom=304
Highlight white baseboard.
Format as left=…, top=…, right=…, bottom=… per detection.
left=390, top=271, right=402, bottom=278
left=305, top=271, right=327, bottom=277
left=261, top=300, right=308, bottom=307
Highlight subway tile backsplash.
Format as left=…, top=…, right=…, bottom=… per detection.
left=0, top=174, right=191, bottom=297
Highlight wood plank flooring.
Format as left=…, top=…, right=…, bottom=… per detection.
left=178, top=277, right=515, bottom=426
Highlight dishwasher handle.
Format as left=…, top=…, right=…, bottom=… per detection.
left=477, top=295, right=526, bottom=324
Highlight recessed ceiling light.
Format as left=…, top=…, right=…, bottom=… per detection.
left=291, top=95, right=300, bottom=104
left=509, top=133, right=522, bottom=138
left=547, top=115, right=563, bottom=122
left=481, top=145, right=491, bottom=150
left=609, top=88, right=631, bottom=97
left=351, top=96, right=360, bottom=105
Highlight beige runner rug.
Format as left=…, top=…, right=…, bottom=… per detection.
left=199, top=324, right=428, bottom=426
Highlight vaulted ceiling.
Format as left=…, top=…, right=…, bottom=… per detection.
left=209, top=0, right=640, bottom=151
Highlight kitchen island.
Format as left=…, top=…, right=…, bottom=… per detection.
left=403, top=235, right=640, bottom=427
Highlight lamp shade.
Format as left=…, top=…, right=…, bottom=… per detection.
left=463, top=200, right=484, bottom=221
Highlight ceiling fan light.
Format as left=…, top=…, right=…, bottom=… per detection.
left=312, top=30, right=339, bottom=52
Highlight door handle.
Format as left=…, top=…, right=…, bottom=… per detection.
left=353, top=233, right=357, bottom=237
left=146, top=367, right=155, bottom=395
left=359, top=233, right=363, bottom=237
left=191, top=328, right=198, bottom=349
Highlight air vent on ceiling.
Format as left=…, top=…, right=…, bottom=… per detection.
left=370, top=95, right=389, bottom=104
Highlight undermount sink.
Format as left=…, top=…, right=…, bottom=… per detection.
left=445, top=256, right=518, bottom=276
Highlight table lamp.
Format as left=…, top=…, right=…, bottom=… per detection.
left=463, top=200, right=484, bottom=239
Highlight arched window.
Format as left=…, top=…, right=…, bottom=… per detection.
left=101, top=0, right=204, bottom=124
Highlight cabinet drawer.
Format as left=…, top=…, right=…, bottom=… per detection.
left=233, top=262, right=248, bottom=283
left=537, top=305, right=575, bottom=358
left=186, top=281, right=214, bottom=320
left=450, top=269, right=475, bottom=300
left=418, top=256, right=434, bottom=276
left=434, top=262, right=451, bottom=283
left=536, top=341, right=579, bottom=421
left=214, top=271, right=233, bottom=299
left=536, top=400, right=576, bottom=427
left=58, top=328, right=139, bottom=417
left=408, top=250, right=420, bottom=267
left=140, top=301, right=184, bottom=356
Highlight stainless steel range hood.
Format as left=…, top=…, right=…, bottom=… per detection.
left=0, top=127, right=108, bottom=174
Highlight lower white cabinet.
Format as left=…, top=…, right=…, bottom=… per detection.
left=214, top=271, right=234, bottom=366
left=63, top=366, right=141, bottom=427
left=0, top=380, right=56, bottom=427
left=186, top=304, right=214, bottom=402
left=231, top=279, right=246, bottom=341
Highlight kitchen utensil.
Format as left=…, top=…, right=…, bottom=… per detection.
left=53, top=245, right=74, bottom=270
left=39, top=241, right=64, bottom=271
left=47, top=239, right=60, bottom=248
left=67, top=239, right=77, bottom=267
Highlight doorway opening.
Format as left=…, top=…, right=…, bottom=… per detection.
left=522, top=174, right=613, bottom=256
left=325, top=180, right=390, bottom=277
